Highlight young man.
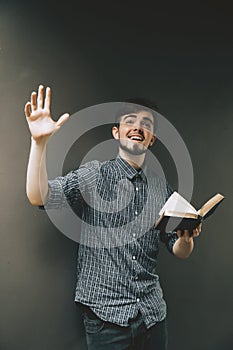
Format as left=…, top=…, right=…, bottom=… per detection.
left=25, top=85, right=201, bottom=350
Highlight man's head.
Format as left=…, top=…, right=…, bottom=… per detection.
left=113, top=98, right=158, bottom=133
left=112, top=99, right=158, bottom=158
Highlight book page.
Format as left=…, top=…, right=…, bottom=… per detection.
left=197, top=193, right=224, bottom=217
left=159, top=192, right=197, bottom=216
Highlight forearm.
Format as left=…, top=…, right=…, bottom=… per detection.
left=26, top=137, right=49, bottom=205
left=172, top=237, right=194, bottom=259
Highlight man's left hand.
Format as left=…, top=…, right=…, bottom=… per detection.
left=176, top=223, right=202, bottom=243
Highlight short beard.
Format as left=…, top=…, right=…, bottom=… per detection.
left=119, top=140, right=147, bottom=156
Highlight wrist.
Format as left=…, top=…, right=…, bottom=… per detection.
left=31, top=136, right=48, bottom=148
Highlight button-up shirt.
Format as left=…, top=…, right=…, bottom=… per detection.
left=43, top=155, right=178, bottom=329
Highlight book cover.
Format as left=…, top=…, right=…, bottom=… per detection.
left=155, top=192, right=224, bottom=233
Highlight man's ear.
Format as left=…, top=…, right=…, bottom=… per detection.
left=149, top=134, right=156, bottom=146
left=112, top=126, right=119, bottom=140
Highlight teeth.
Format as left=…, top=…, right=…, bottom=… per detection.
left=130, top=136, right=142, bottom=141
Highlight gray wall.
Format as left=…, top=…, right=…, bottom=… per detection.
left=0, top=1, right=232, bottom=349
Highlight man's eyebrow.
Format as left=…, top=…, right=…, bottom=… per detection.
left=122, top=114, right=137, bottom=120
left=122, top=114, right=153, bottom=123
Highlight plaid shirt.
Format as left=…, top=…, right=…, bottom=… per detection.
left=44, top=155, right=178, bottom=329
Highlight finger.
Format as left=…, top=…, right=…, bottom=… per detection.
left=189, top=227, right=199, bottom=237
left=31, top=91, right=37, bottom=111
left=193, top=228, right=200, bottom=237
left=183, top=230, right=193, bottom=242
left=56, top=113, right=70, bottom=127
left=176, top=229, right=183, bottom=237
left=24, top=102, right=31, bottom=118
left=44, top=86, right=51, bottom=111
left=37, top=84, right=44, bottom=108
left=183, top=230, right=190, bottom=238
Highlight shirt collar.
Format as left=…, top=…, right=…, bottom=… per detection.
left=115, top=155, right=148, bottom=182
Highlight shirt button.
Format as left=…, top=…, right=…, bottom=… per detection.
left=132, top=233, right=136, bottom=238
left=135, top=276, right=138, bottom=281
left=135, top=211, right=138, bottom=215
left=136, top=298, right=140, bottom=302
left=132, top=256, right=136, bottom=260
left=135, top=187, right=139, bottom=191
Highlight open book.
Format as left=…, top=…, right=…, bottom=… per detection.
left=155, top=191, right=224, bottom=232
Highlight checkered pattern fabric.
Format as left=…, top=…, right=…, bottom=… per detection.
left=43, top=155, right=178, bottom=328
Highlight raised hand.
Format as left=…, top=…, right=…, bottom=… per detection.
left=24, top=85, right=70, bottom=142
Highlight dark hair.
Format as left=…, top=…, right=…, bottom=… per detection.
left=114, top=97, right=159, bottom=132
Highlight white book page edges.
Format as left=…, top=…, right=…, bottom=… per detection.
left=159, top=191, right=197, bottom=216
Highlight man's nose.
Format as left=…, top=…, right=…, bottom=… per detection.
left=132, top=121, right=144, bottom=131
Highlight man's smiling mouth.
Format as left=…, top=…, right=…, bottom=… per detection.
left=128, top=134, right=144, bottom=142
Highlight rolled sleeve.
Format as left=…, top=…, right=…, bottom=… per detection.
left=166, top=231, right=178, bottom=254
left=160, top=231, right=178, bottom=254
left=38, top=160, right=100, bottom=211
left=38, top=178, right=69, bottom=210
left=160, top=183, right=178, bottom=253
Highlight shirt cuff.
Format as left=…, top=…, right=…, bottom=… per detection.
left=38, top=179, right=65, bottom=210
left=160, top=231, right=178, bottom=254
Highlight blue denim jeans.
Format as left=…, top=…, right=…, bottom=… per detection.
left=78, top=304, right=168, bottom=350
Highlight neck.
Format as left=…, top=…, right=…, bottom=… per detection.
left=118, top=149, right=146, bottom=169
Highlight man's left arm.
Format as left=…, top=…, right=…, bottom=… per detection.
left=172, top=223, right=202, bottom=259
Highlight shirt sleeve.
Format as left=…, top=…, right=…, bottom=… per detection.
left=160, top=231, right=178, bottom=254
left=159, top=182, right=178, bottom=254
left=39, top=160, right=99, bottom=210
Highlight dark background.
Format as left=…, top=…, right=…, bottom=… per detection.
left=0, top=1, right=232, bottom=349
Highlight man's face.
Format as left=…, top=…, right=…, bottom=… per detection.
left=112, top=110, right=156, bottom=156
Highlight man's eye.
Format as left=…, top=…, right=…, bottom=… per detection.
left=143, top=122, right=152, bottom=128
left=125, top=119, right=134, bottom=124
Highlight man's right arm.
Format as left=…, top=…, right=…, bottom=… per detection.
left=25, top=85, right=70, bottom=206
left=26, top=137, right=49, bottom=205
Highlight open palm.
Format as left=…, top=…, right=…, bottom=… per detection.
left=25, top=85, right=69, bottom=141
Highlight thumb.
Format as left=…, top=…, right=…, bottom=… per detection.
left=56, top=113, right=70, bottom=127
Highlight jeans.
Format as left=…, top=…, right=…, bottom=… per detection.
left=78, top=304, right=168, bottom=350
